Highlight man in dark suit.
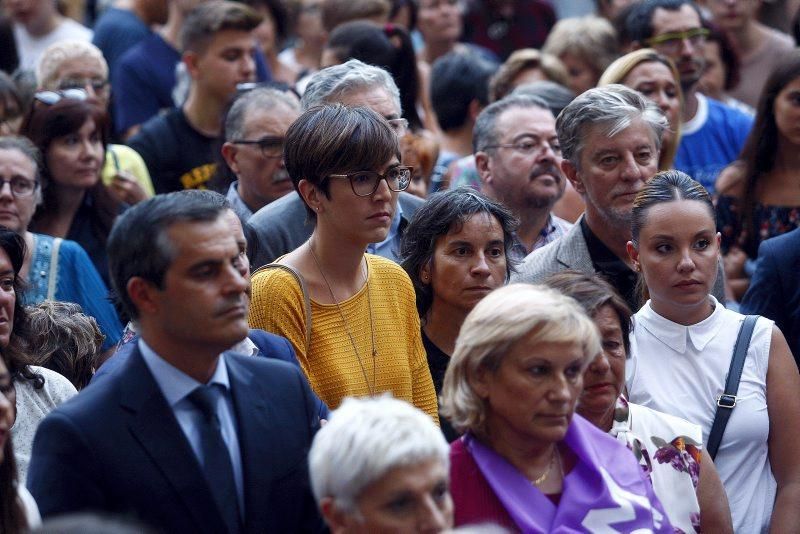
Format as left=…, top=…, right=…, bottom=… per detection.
left=28, top=190, right=324, bottom=533
left=741, top=228, right=800, bottom=365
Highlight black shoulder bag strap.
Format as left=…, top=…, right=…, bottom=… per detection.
left=707, top=315, right=759, bottom=460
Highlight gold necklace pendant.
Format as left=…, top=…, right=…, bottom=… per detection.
left=531, top=448, right=557, bottom=486
left=308, top=240, right=378, bottom=395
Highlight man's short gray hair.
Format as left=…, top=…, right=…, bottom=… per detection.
left=301, top=59, right=401, bottom=113
left=556, top=84, right=667, bottom=168
left=224, top=87, right=300, bottom=141
left=308, top=395, right=448, bottom=515
left=473, top=93, right=552, bottom=154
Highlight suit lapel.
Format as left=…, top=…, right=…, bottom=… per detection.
left=226, top=354, right=273, bottom=532
left=120, top=347, right=227, bottom=534
left=555, top=215, right=595, bottom=273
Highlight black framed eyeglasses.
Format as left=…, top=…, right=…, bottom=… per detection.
left=328, top=166, right=413, bottom=197
left=0, top=177, right=39, bottom=197
left=229, top=135, right=284, bottom=159
left=34, top=89, right=90, bottom=105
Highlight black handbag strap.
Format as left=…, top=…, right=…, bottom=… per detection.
left=707, top=315, right=759, bottom=460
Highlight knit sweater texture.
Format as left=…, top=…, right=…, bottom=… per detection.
left=249, top=254, right=438, bottom=420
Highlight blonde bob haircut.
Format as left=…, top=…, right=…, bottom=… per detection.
left=440, top=284, right=601, bottom=441
left=598, top=48, right=683, bottom=171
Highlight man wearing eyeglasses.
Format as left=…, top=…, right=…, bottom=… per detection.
left=474, top=93, right=571, bottom=262
left=627, top=0, right=753, bottom=195
left=220, top=87, right=300, bottom=223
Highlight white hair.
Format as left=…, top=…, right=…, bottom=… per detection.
left=301, top=58, right=401, bottom=113
left=308, top=394, right=448, bottom=514
left=36, top=40, right=108, bottom=89
left=440, top=284, right=601, bottom=440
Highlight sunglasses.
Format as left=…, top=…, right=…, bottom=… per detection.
left=34, top=88, right=91, bottom=105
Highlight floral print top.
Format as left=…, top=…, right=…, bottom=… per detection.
left=610, top=396, right=703, bottom=534
left=716, top=194, right=800, bottom=257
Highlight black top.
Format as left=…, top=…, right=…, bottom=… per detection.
left=422, top=329, right=450, bottom=395
left=421, top=329, right=460, bottom=443
left=127, top=107, right=217, bottom=194
left=580, top=218, right=639, bottom=312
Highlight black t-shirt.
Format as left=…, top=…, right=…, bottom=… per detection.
left=580, top=218, right=639, bottom=312
left=127, top=107, right=217, bottom=194
left=421, top=329, right=460, bottom=443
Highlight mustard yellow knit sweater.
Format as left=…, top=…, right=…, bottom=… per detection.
left=249, top=254, right=438, bottom=421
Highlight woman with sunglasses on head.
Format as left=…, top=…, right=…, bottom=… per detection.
left=249, top=104, right=438, bottom=419
left=20, top=90, right=123, bottom=289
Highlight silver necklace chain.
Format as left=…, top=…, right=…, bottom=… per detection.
left=308, top=240, right=378, bottom=395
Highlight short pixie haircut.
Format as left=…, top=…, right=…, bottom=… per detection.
left=440, top=284, right=601, bottom=441
left=308, top=395, right=448, bottom=514
left=283, top=104, right=400, bottom=219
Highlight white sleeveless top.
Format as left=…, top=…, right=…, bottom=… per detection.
left=627, top=297, right=775, bottom=533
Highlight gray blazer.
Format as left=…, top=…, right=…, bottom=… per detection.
left=245, top=191, right=424, bottom=269
left=511, top=215, right=727, bottom=306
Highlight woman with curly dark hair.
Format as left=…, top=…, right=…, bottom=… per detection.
left=0, top=229, right=76, bottom=484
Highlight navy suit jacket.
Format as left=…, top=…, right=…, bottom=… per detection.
left=27, top=345, right=325, bottom=533
left=741, top=228, right=800, bottom=366
left=92, top=329, right=330, bottom=419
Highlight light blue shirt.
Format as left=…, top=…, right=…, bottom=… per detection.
left=139, top=340, right=245, bottom=516
left=366, top=202, right=404, bottom=261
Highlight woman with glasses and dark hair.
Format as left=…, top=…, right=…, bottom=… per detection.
left=249, top=104, right=438, bottom=420
left=20, top=90, right=123, bottom=290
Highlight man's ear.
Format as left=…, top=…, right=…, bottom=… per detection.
left=298, top=179, right=323, bottom=215
left=221, top=142, right=240, bottom=175
left=183, top=50, right=201, bottom=80
left=561, top=159, right=585, bottom=195
left=475, top=151, right=491, bottom=186
left=468, top=98, right=482, bottom=122
left=127, top=277, right=160, bottom=316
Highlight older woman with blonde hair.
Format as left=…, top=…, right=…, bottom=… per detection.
left=441, top=283, right=672, bottom=532
left=542, top=15, right=619, bottom=95
left=599, top=48, right=682, bottom=170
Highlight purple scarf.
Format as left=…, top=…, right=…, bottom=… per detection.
left=467, top=415, right=673, bottom=533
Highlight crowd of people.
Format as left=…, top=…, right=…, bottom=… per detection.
left=1, top=0, right=800, bottom=532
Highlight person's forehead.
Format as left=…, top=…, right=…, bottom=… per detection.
left=651, top=4, right=701, bottom=36
left=0, top=148, right=37, bottom=178
left=496, top=106, right=556, bottom=140
left=166, top=217, right=238, bottom=261
left=338, top=85, right=400, bottom=118
left=242, top=103, right=298, bottom=137
left=222, top=208, right=245, bottom=241
left=582, top=120, right=655, bottom=156
left=55, top=56, right=106, bottom=80
left=204, top=29, right=256, bottom=54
